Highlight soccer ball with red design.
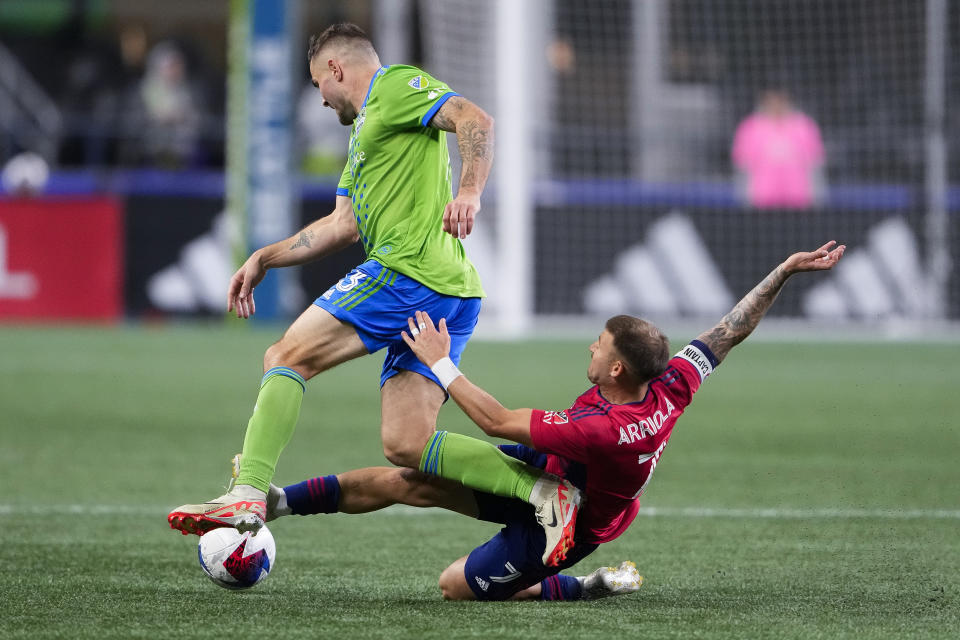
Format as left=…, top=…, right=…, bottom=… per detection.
left=197, top=526, right=276, bottom=590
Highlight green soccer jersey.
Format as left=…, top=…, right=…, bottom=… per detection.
left=336, top=65, right=485, bottom=298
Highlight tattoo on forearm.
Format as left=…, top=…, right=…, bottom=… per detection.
left=289, top=230, right=313, bottom=251
left=430, top=97, right=493, bottom=191
left=459, top=122, right=491, bottom=160
left=457, top=121, right=493, bottom=190
left=701, top=266, right=789, bottom=361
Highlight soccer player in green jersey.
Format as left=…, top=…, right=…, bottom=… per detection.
left=169, top=23, right=581, bottom=566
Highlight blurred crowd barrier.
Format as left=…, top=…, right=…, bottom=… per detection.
left=0, top=183, right=360, bottom=322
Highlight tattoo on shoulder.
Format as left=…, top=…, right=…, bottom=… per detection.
left=290, top=231, right=313, bottom=251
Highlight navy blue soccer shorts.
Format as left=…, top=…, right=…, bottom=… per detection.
left=462, top=444, right=598, bottom=601
left=313, top=259, right=482, bottom=388
left=464, top=492, right=599, bottom=601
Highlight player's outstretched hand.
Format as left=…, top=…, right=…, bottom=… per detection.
left=442, top=194, right=480, bottom=239
left=227, top=253, right=267, bottom=319
left=401, top=310, right=452, bottom=367
left=782, top=240, right=846, bottom=275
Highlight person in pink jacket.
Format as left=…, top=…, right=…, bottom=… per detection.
left=732, top=90, right=825, bottom=209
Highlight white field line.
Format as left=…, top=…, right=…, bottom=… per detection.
left=0, top=504, right=958, bottom=520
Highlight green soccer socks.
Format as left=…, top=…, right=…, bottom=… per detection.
left=419, top=430, right=541, bottom=501
left=234, top=367, right=306, bottom=493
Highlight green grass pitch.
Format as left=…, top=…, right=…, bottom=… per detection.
left=1, top=325, right=958, bottom=639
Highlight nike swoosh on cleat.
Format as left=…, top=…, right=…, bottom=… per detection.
left=545, top=504, right=558, bottom=528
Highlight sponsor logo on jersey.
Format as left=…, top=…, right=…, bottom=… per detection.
left=427, top=90, right=439, bottom=99
left=616, top=398, right=676, bottom=445
left=543, top=410, right=569, bottom=424
left=474, top=576, right=490, bottom=591
left=408, top=75, right=428, bottom=90
left=676, top=344, right=713, bottom=381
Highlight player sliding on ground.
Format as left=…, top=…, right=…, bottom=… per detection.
left=168, top=23, right=579, bottom=567
left=236, top=242, right=846, bottom=601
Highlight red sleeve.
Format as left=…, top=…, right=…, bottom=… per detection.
left=529, top=409, right=593, bottom=463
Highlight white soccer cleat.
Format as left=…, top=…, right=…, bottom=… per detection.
left=167, top=493, right=266, bottom=536
left=577, top=561, right=644, bottom=599
left=530, top=474, right=583, bottom=567
left=228, top=453, right=285, bottom=522
left=167, top=454, right=268, bottom=536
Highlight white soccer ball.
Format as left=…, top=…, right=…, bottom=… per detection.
left=198, top=526, right=276, bottom=590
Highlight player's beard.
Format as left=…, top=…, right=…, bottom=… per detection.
left=335, top=100, right=357, bottom=126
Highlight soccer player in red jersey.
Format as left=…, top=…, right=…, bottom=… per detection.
left=254, top=241, right=845, bottom=601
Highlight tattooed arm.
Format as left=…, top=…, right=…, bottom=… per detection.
left=696, top=241, right=846, bottom=364
left=226, top=196, right=359, bottom=319
left=429, top=95, right=495, bottom=239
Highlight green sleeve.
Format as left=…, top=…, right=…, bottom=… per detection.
left=378, top=66, right=460, bottom=130
left=335, top=159, right=352, bottom=197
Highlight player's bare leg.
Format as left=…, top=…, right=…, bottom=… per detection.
left=260, top=306, right=369, bottom=378
left=227, top=452, right=479, bottom=520
left=168, top=306, right=368, bottom=536
left=379, top=370, right=446, bottom=469
left=438, top=557, right=476, bottom=600
left=337, top=467, right=478, bottom=516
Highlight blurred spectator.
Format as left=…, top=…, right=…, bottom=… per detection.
left=2, top=151, right=50, bottom=196
left=297, top=83, right=349, bottom=175
left=732, top=90, right=825, bottom=209
left=119, top=24, right=149, bottom=75
left=123, top=41, right=204, bottom=168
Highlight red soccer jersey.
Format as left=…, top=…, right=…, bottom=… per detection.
left=529, top=341, right=717, bottom=544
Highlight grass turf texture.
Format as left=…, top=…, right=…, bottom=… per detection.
left=0, top=325, right=957, bottom=639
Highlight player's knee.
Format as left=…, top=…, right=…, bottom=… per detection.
left=263, top=340, right=290, bottom=371
left=381, top=440, right=421, bottom=469
left=439, top=581, right=459, bottom=600
left=381, top=425, right=431, bottom=469
left=263, top=340, right=315, bottom=379
left=438, top=566, right=473, bottom=601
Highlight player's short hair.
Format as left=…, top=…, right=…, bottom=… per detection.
left=307, top=23, right=377, bottom=64
left=605, top=315, right=670, bottom=384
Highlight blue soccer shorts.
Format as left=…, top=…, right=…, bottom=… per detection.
left=464, top=492, right=599, bottom=601
left=314, top=259, right=482, bottom=388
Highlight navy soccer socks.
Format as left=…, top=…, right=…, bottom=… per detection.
left=283, top=475, right=341, bottom=515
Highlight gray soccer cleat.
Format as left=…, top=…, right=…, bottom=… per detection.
left=577, top=561, right=644, bottom=599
